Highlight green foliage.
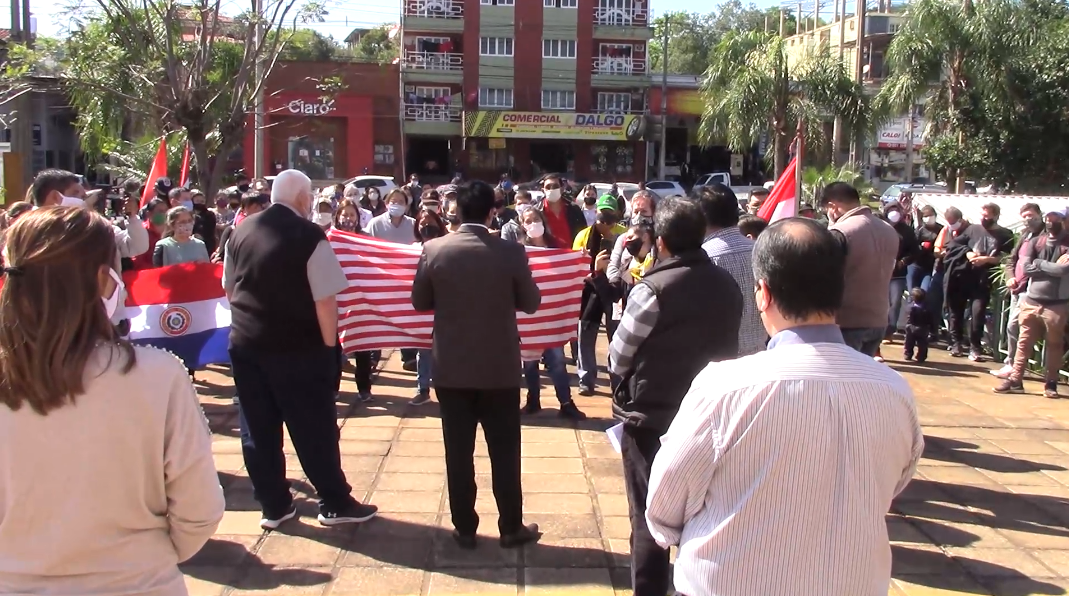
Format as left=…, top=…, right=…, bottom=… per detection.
left=349, top=25, right=399, bottom=64
left=802, top=164, right=875, bottom=205
left=276, top=28, right=343, bottom=61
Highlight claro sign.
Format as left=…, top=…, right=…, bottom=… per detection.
left=284, top=99, right=336, bottom=116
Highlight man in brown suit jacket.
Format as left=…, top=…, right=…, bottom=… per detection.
left=411, top=180, right=542, bottom=550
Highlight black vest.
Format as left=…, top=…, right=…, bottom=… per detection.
left=228, top=204, right=326, bottom=351
left=612, top=249, right=744, bottom=432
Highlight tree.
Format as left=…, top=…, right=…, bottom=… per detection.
left=699, top=31, right=869, bottom=178
left=0, top=0, right=326, bottom=196
left=278, top=29, right=343, bottom=61
left=349, top=25, right=399, bottom=65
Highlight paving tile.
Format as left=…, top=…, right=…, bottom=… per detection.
left=524, top=538, right=610, bottom=568
left=605, top=539, right=630, bottom=568
left=982, top=577, right=1069, bottom=596
left=523, top=568, right=614, bottom=595
left=383, top=456, right=446, bottom=474
left=339, top=426, right=397, bottom=442
left=391, top=441, right=447, bottom=457
left=893, top=573, right=993, bottom=595
left=595, top=494, right=630, bottom=518
left=608, top=567, right=632, bottom=596
left=1029, top=549, right=1069, bottom=577
left=182, top=566, right=240, bottom=596
left=215, top=511, right=269, bottom=536
left=949, top=547, right=1059, bottom=578
left=999, top=528, right=1069, bottom=550
left=524, top=493, right=596, bottom=515
left=590, top=475, right=626, bottom=494
left=339, top=536, right=434, bottom=568
left=356, top=513, right=438, bottom=539
left=329, top=567, right=426, bottom=595
left=522, top=428, right=579, bottom=443
left=582, top=443, right=621, bottom=459
left=891, top=543, right=967, bottom=575
left=522, top=457, right=585, bottom=474
left=338, top=456, right=385, bottom=473
left=231, top=565, right=334, bottom=595
left=183, top=535, right=260, bottom=567
left=530, top=514, right=602, bottom=539
left=427, top=569, right=518, bottom=595
left=518, top=474, right=589, bottom=494
left=988, top=440, right=1068, bottom=455
left=399, top=428, right=446, bottom=441
left=522, top=442, right=582, bottom=458
left=213, top=453, right=247, bottom=472
left=376, top=473, right=446, bottom=492
left=369, top=490, right=443, bottom=513
left=919, top=466, right=1002, bottom=486
left=598, top=517, right=632, bottom=540
left=433, top=536, right=520, bottom=568
left=256, top=535, right=342, bottom=567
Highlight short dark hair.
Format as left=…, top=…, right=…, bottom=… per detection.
left=541, top=174, right=562, bottom=188
left=698, top=183, right=741, bottom=229
left=457, top=180, right=495, bottom=223
left=1021, top=203, right=1041, bottom=216
left=819, top=181, right=861, bottom=207
left=982, top=202, right=1000, bottom=218
left=751, top=187, right=770, bottom=198
left=168, top=187, right=185, bottom=201
left=910, top=287, right=926, bottom=303
left=121, top=178, right=142, bottom=196
left=654, top=197, right=707, bottom=255
left=753, top=218, right=845, bottom=321
left=241, top=191, right=268, bottom=210
left=738, top=215, right=769, bottom=238
left=30, top=169, right=81, bottom=206
left=945, top=206, right=963, bottom=220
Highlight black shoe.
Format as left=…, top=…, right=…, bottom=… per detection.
left=500, top=523, right=541, bottom=548
left=903, top=353, right=914, bottom=361
left=558, top=401, right=587, bottom=420
left=411, top=391, right=432, bottom=406
left=318, top=501, right=379, bottom=526
left=566, top=357, right=577, bottom=366
left=522, top=399, right=542, bottom=414
left=402, top=359, right=417, bottom=372
left=260, top=504, right=297, bottom=531
left=578, top=386, right=595, bottom=396
left=452, top=530, right=477, bottom=550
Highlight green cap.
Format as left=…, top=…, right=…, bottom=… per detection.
left=596, top=194, right=617, bottom=212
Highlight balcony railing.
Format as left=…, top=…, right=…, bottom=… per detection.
left=593, top=4, right=648, bottom=26
left=594, top=107, right=646, bottom=115
left=404, top=103, right=461, bottom=122
left=402, top=50, right=463, bottom=71
left=405, top=0, right=463, bottom=19
left=592, top=56, right=647, bottom=76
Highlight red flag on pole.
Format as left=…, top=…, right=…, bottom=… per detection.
left=179, top=143, right=191, bottom=187
left=141, top=138, right=169, bottom=207
left=756, top=155, right=798, bottom=223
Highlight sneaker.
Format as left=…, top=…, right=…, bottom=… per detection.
left=990, top=365, right=1013, bottom=379
left=558, top=401, right=587, bottom=420
left=1044, top=381, right=1060, bottom=399
left=411, top=391, right=432, bottom=406
left=232, top=395, right=240, bottom=406
left=402, top=360, right=417, bottom=372
left=903, top=353, right=914, bottom=361
left=260, top=505, right=298, bottom=531
left=873, top=356, right=885, bottom=363
left=950, top=345, right=965, bottom=358
left=969, top=350, right=985, bottom=363
left=522, top=398, right=542, bottom=414
left=578, top=386, right=595, bottom=397
left=318, top=501, right=379, bottom=526
left=357, top=392, right=374, bottom=404
left=992, top=379, right=1024, bottom=394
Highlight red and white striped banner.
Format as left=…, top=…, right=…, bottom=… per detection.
left=328, top=230, right=588, bottom=353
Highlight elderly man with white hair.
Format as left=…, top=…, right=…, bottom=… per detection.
left=223, top=169, right=378, bottom=530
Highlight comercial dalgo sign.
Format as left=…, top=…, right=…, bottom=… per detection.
left=463, top=111, right=647, bottom=141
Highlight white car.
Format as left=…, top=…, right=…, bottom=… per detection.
left=691, top=172, right=731, bottom=191
left=644, top=180, right=688, bottom=200
left=343, top=175, right=398, bottom=194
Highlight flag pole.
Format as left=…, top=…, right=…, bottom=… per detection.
left=794, top=121, right=804, bottom=215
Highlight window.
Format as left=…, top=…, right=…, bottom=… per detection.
left=481, top=0, right=514, bottom=4
left=470, top=138, right=509, bottom=170
left=597, top=92, right=631, bottom=113
left=888, top=22, right=901, bottom=34
left=479, top=88, right=514, bottom=108
left=542, top=39, right=577, bottom=59
left=541, top=90, right=576, bottom=110
left=415, top=86, right=452, bottom=99
left=480, top=36, right=514, bottom=56
left=544, top=0, right=577, bottom=7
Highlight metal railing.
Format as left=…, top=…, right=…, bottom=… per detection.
left=592, top=56, right=646, bottom=76
left=402, top=50, right=463, bottom=71
left=593, top=4, right=648, bottom=26
left=403, top=103, right=461, bottom=122
left=593, top=106, right=645, bottom=114
left=404, top=0, right=464, bottom=19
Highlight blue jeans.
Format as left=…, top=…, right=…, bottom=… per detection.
left=841, top=326, right=885, bottom=357
left=889, top=277, right=908, bottom=333
left=523, top=347, right=572, bottom=405
left=416, top=348, right=433, bottom=394
left=577, top=319, right=618, bottom=390
left=906, top=263, right=932, bottom=292
left=926, top=269, right=946, bottom=336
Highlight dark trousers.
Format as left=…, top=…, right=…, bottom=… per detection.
left=400, top=348, right=417, bottom=363
left=904, top=324, right=930, bottom=361
left=436, top=387, right=523, bottom=536
left=230, top=344, right=352, bottom=515
left=945, top=282, right=989, bottom=352
left=622, top=426, right=671, bottom=596
left=353, top=351, right=374, bottom=394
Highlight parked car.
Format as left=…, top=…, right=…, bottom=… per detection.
left=343, top=175, right=398, bottom=194
left=691, top=172, right=732, bottom=192
left=644, top=180, right=688, bottom=200
left=880, top=183, right=947, bottom=205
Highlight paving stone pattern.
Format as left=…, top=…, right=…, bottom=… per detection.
left=185, top=340, right=1069, bottom=596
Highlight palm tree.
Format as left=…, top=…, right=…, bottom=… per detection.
left=698, top=30, right=869, bottom=178
left=801, top=164, right=875, bottom=206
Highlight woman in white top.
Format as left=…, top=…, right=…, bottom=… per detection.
left=0, top=207, right=224, bottom=596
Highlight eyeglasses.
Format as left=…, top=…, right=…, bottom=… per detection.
left=544, top=183, right=561, bottom=190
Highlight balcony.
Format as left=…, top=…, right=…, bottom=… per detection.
left=403, top=103, right=462, bottom=136
left=593, top=56, right=646, bottom=75
left=594, top=4, right=647, bottom=26
left=403, top=0, right=465, bottom=33
left=403, top=50, right=463, bottom=71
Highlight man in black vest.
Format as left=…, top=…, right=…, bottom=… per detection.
left=609, top=197, right=743, bottom=596
left=224, top=169, right=377, bottom=531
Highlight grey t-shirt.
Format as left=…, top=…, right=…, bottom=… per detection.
left=366, top=213, right=416, bottom=244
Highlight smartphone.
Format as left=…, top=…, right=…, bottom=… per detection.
left=599, top=238, right=615, bottom=254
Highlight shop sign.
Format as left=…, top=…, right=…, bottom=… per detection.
left=463, top=111, right=647, bottom=141
left=877, top=116, right=925, bottom=150
left=285, top=98, right=336, bottom=116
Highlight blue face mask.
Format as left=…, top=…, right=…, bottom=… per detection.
left=502, top=181, right=513, bottom=191
left=387, top=204, right=406, bottom=217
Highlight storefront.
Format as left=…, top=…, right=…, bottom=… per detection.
left=870, top=115, right=929, bottom=184
left=460, top=111, right=648, bottom=183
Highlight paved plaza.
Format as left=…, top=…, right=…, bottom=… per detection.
left=183, top=340, right=1069, bottom=596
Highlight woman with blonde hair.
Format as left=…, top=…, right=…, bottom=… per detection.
left=0, top=207, right=224, bottom=595
left=152, top=206, right=211, bottom=267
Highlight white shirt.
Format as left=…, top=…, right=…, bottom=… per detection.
left=646, top=325, right=924, bottom=596
left=582, top=206, right=598, bottom=226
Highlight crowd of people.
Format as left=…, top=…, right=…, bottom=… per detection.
left=0, top=159, right=1057, bottom=596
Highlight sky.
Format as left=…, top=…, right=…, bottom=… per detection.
left=11, top=0, right=790, bottom=42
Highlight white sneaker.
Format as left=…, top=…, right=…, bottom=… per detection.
left=990, top=365, right=1013, bottom=379
left=873, top=355, right=885, bottom=363
left=260, top=506, right=297, bottom=531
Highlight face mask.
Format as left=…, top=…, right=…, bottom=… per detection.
left=524, top=221, right=545, bottom=238
left=387, top=204, right=406, bottom=218
left=368, top=193, right=380, bottom=203
left=424, top=203, right=440, bottom=214
left=502, top=181, right=513, bottom=191
left=949, top=220, right=962, bottom=231
left=981, top=217, right=995, bottom=229
left=1027, top=218, right=1044, bottom=231
left=515, top=204, right=531, bottom=217
left=545, top=189, right=562, bottom=203
left=337, top=217, right=357, bottom=231
left=446, top=214, right=460, bottom=225
left=420, top=224, right=441, bottom=239
left=237, top=183, right=250, bottom=193
left=180, top=201, right=194, bottom=211
left=101, top=268, right=124, bottom=320
left=150, top=213, right=167, bottom=226
left=625, top=237, right=645, bottom=257
left=887, top=211, right=902, bottom=224
left=174, top=222, right=194, bottom=237
left=61, top=194, right=85, bottom=208
left=1050, top=222, right=1064, bottom=236
left=584, top=195, right=597, bottom=207
left=924, top=215, right=937, bottom=226
left=631, top=214, right=653, bottom=227
left=313, top=212, right=333, bottom=226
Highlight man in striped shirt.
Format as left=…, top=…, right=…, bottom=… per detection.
left=646, top=218, right=924, bottom=596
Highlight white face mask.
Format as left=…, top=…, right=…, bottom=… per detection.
left=887, top=211, right=903, bottom=224
left=924, top=215, right=937, bottom=226
left=102, top=268, right=124, bottom=320
left=544, top=189, right=562, bottom=203
left=174, top=222, right=194, bottom=237
left=423, top=203, right=440, bottom=214
left=524, top=221, right=545, bottom=238
left=387, top=204, right=406, bottom=217
left=313, top=212, right=333, bottom=226
left=61, top=194, right=85, bottom=208
left=515, top=203, right=531, bottom=217
left=949, top=220, right=962, bottom=231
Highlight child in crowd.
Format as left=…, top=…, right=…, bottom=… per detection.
left=904, top=287, right=934, bottom=363
left=152, top=206, right=210, bottom=267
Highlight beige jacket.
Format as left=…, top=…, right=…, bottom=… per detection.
left=830, top=206, right=900, bottom=329
left=0, top=345, right=224, bottom=596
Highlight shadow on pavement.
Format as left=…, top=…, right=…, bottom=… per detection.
left=924, top=436, right=1067, bottom=473
left=891, top=544, right=1066, bottom=595
left=895, top=479, right=1069, bottom=537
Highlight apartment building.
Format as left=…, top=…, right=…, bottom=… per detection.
left=400, top=0, right=653, bottom=183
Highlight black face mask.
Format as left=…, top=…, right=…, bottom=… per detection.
left=192, top=202, right=207, bottom=211
left=981, top=217, right=995, bottom=229
left=446, top=215, right=460, bottom=225
left=237, top=183, right=250, bottom=193
left=625, top=237, right=644, bottom=257
left=420, top=224, right=441, bottom=239
left=584, top=195, right=597, bottom=206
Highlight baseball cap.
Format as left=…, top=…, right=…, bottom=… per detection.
left=596, top=195, right=617, bottom=212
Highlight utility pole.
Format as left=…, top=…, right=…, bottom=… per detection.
left=10, top=0, right=35, bottom=199
left=847, top=0, right=866, bottom=165
left=904, top=105, right=915, bottom=183
left=830, top=0, right=844, bottom=164
left=779, top=8, right=785, bottom=36
left=252, top=0, right=265, bottom=179
left=657, top=17, right=668, bottom=180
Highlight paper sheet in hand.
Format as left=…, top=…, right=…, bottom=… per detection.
left=606, top=423, right=624, bottom=453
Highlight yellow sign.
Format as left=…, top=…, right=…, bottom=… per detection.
left=464, top=111, right=647, bottom=141
left=488, top=138, right=506, bottom=149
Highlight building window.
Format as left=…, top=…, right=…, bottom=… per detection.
left=888, top=22, right=901, bottom=34
left=591, top=143, right=635, bottom=176
left=597, top=92, right=631, bottom=113
left=469, top=138, right=509, bottom=171
left=544, top=0, right=577, bottom=7
left=480, top=36, right=514, bottom=56
left=479, top=88, right=514, bottom=108
left=481, top=0, right=514, bottom=4
left=542, top=39, right=577, bottom=59
left=542, top=90, right=576, bottom=110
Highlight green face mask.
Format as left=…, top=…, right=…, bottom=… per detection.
left=150, top=213, right=167, bottom=226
